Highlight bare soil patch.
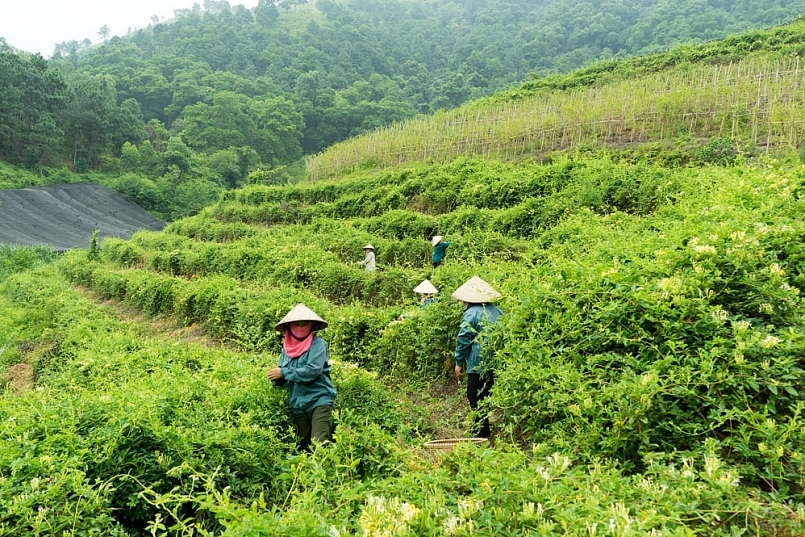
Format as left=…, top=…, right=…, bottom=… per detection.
left=2, top=362, right=34, bottom=393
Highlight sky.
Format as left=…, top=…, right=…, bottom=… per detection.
left=0, top=0, right=258, bottom=58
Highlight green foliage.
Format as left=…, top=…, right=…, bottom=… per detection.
left=370, top=298, right=461, bottom=380
left=0, top=244, right=59, bottom=280
left=695, top=136, right=739, bottom=165
left=491, top=163, right=805, bottom=494
left=8, top=14, right=805, bottom=529
left=6, top=152, right=805, bottom=535
left=0, top=266, right=409, bottom=534
left=88, top=229, right=101, bottom=260
left=5, top=0, right=805, bottom=174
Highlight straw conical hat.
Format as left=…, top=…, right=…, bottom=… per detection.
left=451, top=276, right=501, bottom=303
left=274, top=303, right=328, bottom=331
left=363, top=244, right=375, bottom=250
left=413, top=279, right=439, bottom=295
left=432, top=236, right=443, bottom=246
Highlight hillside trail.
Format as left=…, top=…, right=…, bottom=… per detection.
left=54, top=287, right=473, bottom=442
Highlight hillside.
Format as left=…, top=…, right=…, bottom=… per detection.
left=3, top=0, right=805, bottom=181
left=0, top=183, right=165, bottom=251
left=306, top=19, right=805, bottom=179
left=2, top=19, right=805, bottom=537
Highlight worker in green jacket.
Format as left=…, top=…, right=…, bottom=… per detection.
left=414, top=279, right=439, bottom=308
left=431, top=236, right=450, bottom=267
left=267, top=303, right=336, bottom=451
left=398, top=279, right=439, bottom=320
left=452, top=276, right=503, bottom=439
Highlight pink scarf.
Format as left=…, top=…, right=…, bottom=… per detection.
left=283, top=324, right=314, bottom=358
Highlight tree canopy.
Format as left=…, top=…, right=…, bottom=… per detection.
left=1, top=0, right=803, bottom=182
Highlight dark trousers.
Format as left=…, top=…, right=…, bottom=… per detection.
left=293, top=405, right=334, bottom=451
left=467, top=372, right=494, bottom=438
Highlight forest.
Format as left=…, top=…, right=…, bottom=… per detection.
left=2, top=0, right=805, bottom=217
left=3, top=1, right=805, bottom=535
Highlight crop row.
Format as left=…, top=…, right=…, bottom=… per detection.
left=306, top=56, right=805, bottom=179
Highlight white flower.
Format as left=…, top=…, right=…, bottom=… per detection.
left=769, top=263, right=785, bottom=276
left=761, top=335, right=780, bottom=348
left=711, top=309, right=729, bottom=322
left=546, top=452, right=571, bottom=472
left=609, top=501, right=630, bottom=522
left=693, top=244, right=717, bottom=257
left=759, top=303, right=774, bottom=314
left=457, top=498, right=483, bottom=517
left=443, top=516, right=461, bottom=536
left=732, top=320, right=751, bottom=332
left=729, top=231, right=746, bottom=242
left=780, top=282, right=798, bottom=294
left=399, top=502, right=419, bottom=522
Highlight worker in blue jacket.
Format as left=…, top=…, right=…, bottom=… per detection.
left=431, top=236, right=450, bottom=267
left=452, top=276, right=503, bottom=439
left=267, top=303, right=336, bottom=451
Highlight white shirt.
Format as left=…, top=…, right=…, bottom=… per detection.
left=359, top=251, right=376, bottom=272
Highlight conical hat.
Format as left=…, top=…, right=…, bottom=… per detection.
left=363, top=244, right=375, bottom=250
left=274, top=303, right=328, bottom=331
left=432, top=236, right=443, bottom=246
left=413, top=279, right=439, bottom=295
left=451, top=276, right=501, bottom=303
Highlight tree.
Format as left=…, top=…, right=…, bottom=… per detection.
left=163, top=66, right=214, bottom=123
left=161, top=136, right=193, bottom=176
left=110, top=98, right=145, bottom=152
left=181, top=91, right=249, bottom=151
left=62, top=72, right=118, bottom=170
left=138, top=140, right=161, bottom=178
left=0, top=51, right=68, bottom=167
left=99, top=25, right=111, bottom=42
left=255, top=0, right=280, bottom=27
left=246, top=96, right=304, bottom=165
left=143, top=119, right=171, bottom=152
left=120, top=142, right=142, bottom=172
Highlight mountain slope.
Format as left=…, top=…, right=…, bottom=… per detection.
left=0, top=183, right=165, bottom=250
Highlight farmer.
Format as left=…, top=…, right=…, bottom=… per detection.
left=267, top=303, right=336, bottom=451
left=398, top=279, right=439, bottom=320
left=358, top=243, right=376, bottom=272
left=431, top=236, right=450, bottom=268
left=452, top=276, right=502, bottom=439
left=414, top=279, right=439, bottom=308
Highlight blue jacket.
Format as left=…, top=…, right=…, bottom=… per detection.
left=276, top=336, right=337, bottom=414
left=454, top=304, right=503, bottom=374
left=432, top=242, right=450, bottom=264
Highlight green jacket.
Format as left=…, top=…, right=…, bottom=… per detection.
left=276, top=336, right=337, bottom=415
left=454, top=303, right=503, bottom=374
left=432, top=242, right=450, bottom=264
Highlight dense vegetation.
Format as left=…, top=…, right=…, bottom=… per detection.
left=3, top=0, right=805, bottom=178
left=3, top=150, right=805, bottom=534
left=308, top=20, right=805, bottom=179
left=4, top=10, right=805, bottom=537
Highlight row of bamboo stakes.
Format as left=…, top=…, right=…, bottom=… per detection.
left=306, top=56, right=805, bottom=180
